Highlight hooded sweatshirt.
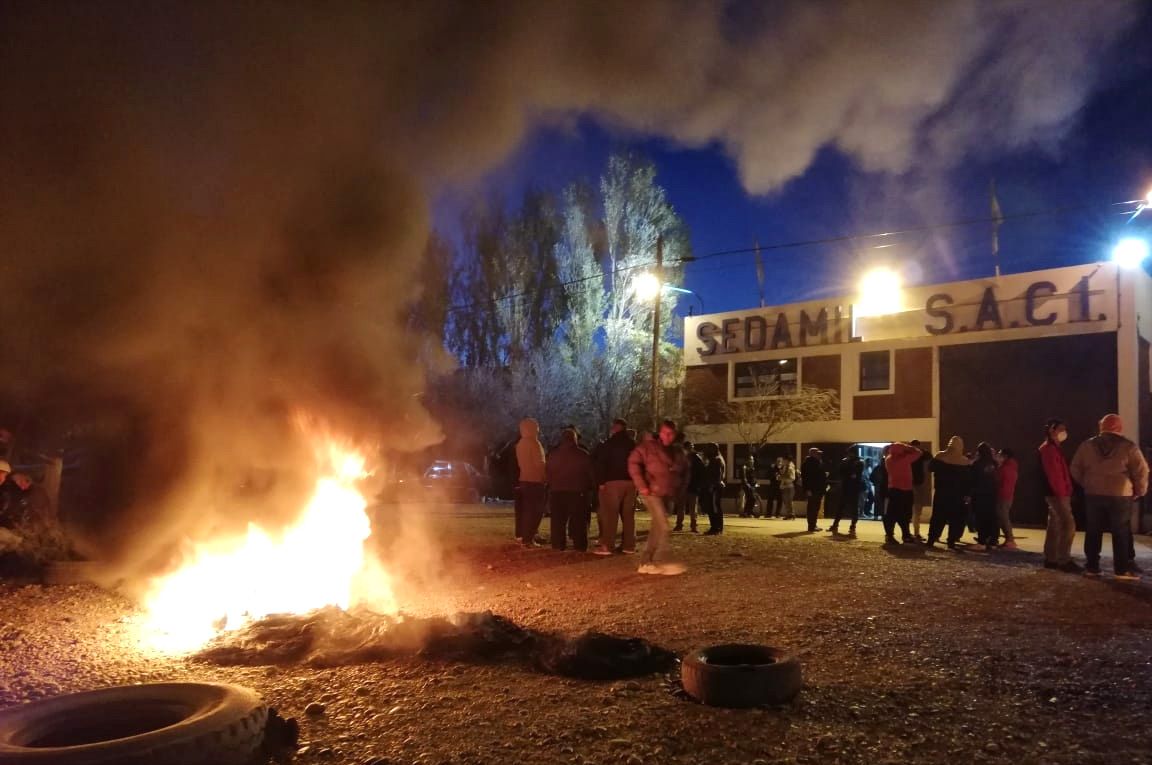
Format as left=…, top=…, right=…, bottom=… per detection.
left=1038, top=437, right=1073, bottom=498
left=885, top=442, right=922, bottom=491
left=515, top=418, right=547, bottom=484
left=546, top=432, right=595, bottom=493
left=931, top=436, right=973, bottom=499
left=1070, top=431, right=1149, bottom=498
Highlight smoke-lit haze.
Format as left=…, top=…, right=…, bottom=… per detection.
left=0, top=1, right=1137, bottom=568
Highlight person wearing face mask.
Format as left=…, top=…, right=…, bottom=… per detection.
left=1039, top=418, right=1080, bottom=573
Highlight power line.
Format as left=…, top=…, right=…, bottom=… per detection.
left=444, top=198, right=1143, bottom=315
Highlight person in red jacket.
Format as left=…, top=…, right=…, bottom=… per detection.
left=883, top=442, right=922, bottom=545
left=995, top=447, right=1019, bottom=549
left=1039, top=418, right=1080, bottom=572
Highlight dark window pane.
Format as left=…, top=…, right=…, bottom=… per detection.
left=734, top=358, right=798, bottom=397
left=859, top=350, right=891, bottom=391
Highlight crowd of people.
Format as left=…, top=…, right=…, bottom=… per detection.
left=501, top=411, right=1150, bottom=581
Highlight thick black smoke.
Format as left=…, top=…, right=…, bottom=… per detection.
left=0, top=1, right=1137, bottom=569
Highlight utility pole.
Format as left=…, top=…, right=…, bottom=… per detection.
left=650, top=235, right=663, bottom=429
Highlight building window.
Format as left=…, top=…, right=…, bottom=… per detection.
left=734, top=358, right=798, bottom=398
left=859, top=350, right=891, bottom=391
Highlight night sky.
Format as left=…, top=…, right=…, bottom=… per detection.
left=437, top=4, right=1152, bottom=318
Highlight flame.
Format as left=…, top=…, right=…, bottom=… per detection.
left=140, top=442, right=395, bottom=654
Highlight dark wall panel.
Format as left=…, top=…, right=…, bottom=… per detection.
left=854, top=347, right=933, bottom=420
left=684, top=364, right=729, bottom=423
left=939, top=332, right=1117, bottom=525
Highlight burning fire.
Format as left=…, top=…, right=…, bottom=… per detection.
left=140, top=441, right=396, bottom=653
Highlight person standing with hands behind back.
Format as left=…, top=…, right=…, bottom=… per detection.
left=1039, top=419, right=1080, bottom=573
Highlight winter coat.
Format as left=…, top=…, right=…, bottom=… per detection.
left=870, top=462, right=888, bottom=497
left=930, top=459, right=973, bottom=500
left=970, top=455, right=999, bottom=498
left=1070, top=432, right=1150, bottom=498
left=996, top=458, right=1019, bottom=501
left=778, top=461, right=796, bottom=489
left=546, top=440, right=595, bottom=493
left=592, top=430, right=635, bottom=485
left=628, top=440, right=689, bottom=498
left=704, top=456, right=727, bottom=492
left=800, top=456, right=827, bottom=494
left=885, top=443, right=921, bottom=491
left=687, top=451, right=708, bottom=494
left=1038, top=439, right=1073, bottom=498
left=515, top=418, right=547, bottom=483
left=839, top=456, right=865, bottom=496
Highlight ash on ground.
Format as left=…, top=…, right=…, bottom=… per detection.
left=195, top=607, right=676, bottom=681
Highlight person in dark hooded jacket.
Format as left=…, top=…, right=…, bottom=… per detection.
left=592, top=419, right=637, bottom=555
left=927, top=436, right=973, bottom=549
left=546, top=429, right=596, bottom=552
left=970, top=442, right=1000, bottom=549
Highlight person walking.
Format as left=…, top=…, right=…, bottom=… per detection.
left=995, top=447, right=1019, bottom=549
left=591, top=419, right=637, bottom=556
left=926, top=436, right=973, bottom=549
left=1070, top=414, right=1149, bottom=581
left=970, top=442, right=1000, bottom=550
left=739, top=456, right=762, bottom=518
left=677, top=442, right=705, bottom=532
left=779, top=455, right=797, bottom=520
left=628, top=419, right=689, bottom=575
left=514, top=417, right=547, bottom=548
left=545, top=429, right=596, bottom=552
left=1039, top=419, right=1080, bottom=573
left=800, top=448, right=827, bottom=532
left=910, top=440, right=931, bottom=541
left=701, top=443, right=727, bottom=535
left=830, top=446, right=865, bottom=536
left=883, top=442, right=922, bottom=545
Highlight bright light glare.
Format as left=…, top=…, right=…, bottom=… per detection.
left=1112, top=238, right=1150, bottom=269
left=854, top=267, right=903, bottom=317
left=633, top=272, right=662, bottom=301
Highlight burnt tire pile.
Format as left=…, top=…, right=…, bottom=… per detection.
left=0, top=682, right=267, bottom=765
left=681, top=644, right=802, bottom=708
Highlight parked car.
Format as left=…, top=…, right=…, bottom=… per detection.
left=421, top=461, right=488, bottom=503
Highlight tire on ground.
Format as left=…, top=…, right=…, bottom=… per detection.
left=681, top=644, right=802, bottom=707
left=0, top=682, right=268, bottom=765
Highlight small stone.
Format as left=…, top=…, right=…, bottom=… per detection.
left=985, top=743, right=1001, bottom=753
left=305, top=702, right=326, bottom=716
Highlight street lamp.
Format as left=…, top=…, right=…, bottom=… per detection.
left=1112, top=237, right=1150, bottom=269
left=854, top=267, right=903, bottom=317
left=632, top=272, right=662, bottom=301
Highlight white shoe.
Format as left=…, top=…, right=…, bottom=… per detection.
left=637, top=564, right=660, bottom=575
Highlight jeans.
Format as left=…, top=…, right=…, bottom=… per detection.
left=640, top=494, right=671, bottom=565
left=1043, top=496, right=1075, bottom=565
left=598, top=480, right=637, bottom=552
left=516, top=482, right=546, bottom=542
left=995, top=498, right=1015, bottom=542
left=549, top=491, right=589, bottom=551
left=831, top=490, right=859, bottom=531
left=1084, top=495, right=1134, bottom=574
left=675, top=492, right=698, bottom=530
left=806, top=490, right=825, bottom=531
left=700, top=487, right=723, bottom=532
left=741, top=485, right=762, bottom=517
left=884, top=489, right=913, bottom=540
left=780, top=486, right=795, bottom=518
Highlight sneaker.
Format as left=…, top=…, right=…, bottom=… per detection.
left=690, top=527, right=699, bottom=533
left=810, top=525, right=823, bottom=532
left=621, top=548, right=637, bottom=555
left=1083, top=567, right=1101, bottom=577
left=591, top=545, right=612, bottom=556
left=672, top=525, right=683, bottom=532
left=884, top=536, right=898, bottom=546
left=1059, top=561, right=1083, bottom=574
left=828, top=525, right=840, bottom=535
left=637, top=564, right=660, bottom=575
left=1000, top=541, right=1019, bottom=550
left=1115, top=572, right=1140, bottom=582
left=848, top=527, right=857, bottom=537
left=902, top=537, right=916, bottom=545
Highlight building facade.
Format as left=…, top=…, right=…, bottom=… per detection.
left=681, top=262, right=1152, bottom=525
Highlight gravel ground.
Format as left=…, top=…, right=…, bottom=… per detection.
left=3, top=506, right=1152, bottom=765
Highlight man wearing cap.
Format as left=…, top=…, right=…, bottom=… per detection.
left=1070, top=414, right=1149, bottom=581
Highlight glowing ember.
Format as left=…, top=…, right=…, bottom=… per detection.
left=140, top=443, right=395, bottom=653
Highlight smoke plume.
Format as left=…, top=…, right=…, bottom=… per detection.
left=0, top=1, right=1137, bottom=567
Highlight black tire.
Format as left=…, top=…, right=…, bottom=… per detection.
left=681, top=644, right=802, bottom=708
left=0, top=682, right=268, bottom=765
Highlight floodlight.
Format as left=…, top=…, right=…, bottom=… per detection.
left=1112, top=237, right=1150, bottom=269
